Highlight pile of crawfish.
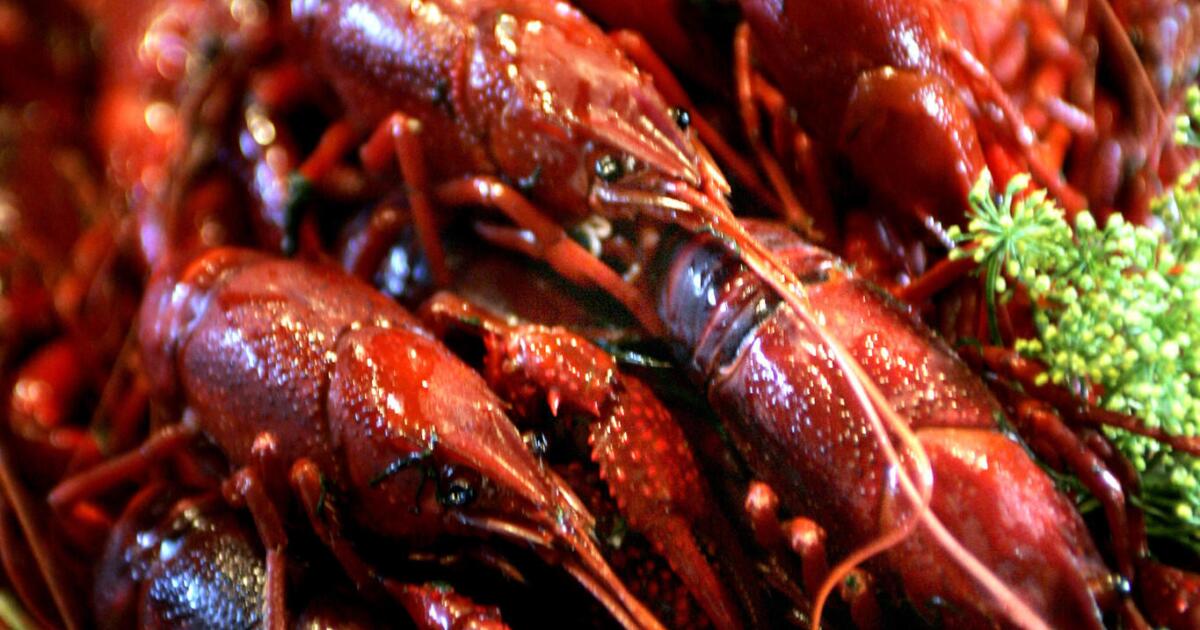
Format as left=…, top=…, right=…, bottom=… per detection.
left=3, top=0, right=1200, bottom=627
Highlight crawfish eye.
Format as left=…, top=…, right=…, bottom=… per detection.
left=669, top=107, right=690, bottom=131
left=594, top=154, right=624, bottom=182
left=440, top=477, right=476, bottom=507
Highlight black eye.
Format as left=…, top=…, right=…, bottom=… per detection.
left=594, top=154, right=624, bottom=182
left=669, top=107, right=690, bottom=131
left=440, top=477, right=476, bottom=507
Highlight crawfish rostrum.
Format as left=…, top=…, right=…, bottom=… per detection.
left=3, top=0, right=1200, bottom=627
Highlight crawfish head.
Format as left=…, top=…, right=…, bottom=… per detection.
left=287, top=0, right=724, bottom=225
left=466, top=3, right=718, bottom=214
left=324, top=321, right=664, bottom=629
left=326, top=325, right=566, bottom=539
left=139, top=248, right=661, bottom=629
left=326, top=323, right=612, bottom=555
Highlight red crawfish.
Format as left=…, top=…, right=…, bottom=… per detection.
left=734, top=0, right=1090, bottom=225
left=50, top=248, right=664, bottom=630
left=569, top=0, right=1074, bottom=233
left=283, top=0, right=808, bottom=334
left=649, top=220, right=1116, bottom=628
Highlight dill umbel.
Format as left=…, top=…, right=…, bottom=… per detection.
left=950, top=103, right=1200, bottom=549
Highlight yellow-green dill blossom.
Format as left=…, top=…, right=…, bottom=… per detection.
left=954, top=167, right=1200, bottom=552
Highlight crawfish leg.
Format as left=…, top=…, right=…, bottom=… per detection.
left=290, top=459, right=381, bottom=594
left=743, top=481, right=883, bottom=625
left=894, top=255, right=976, bottom=305
left=80, top=336, right=149, bottom=465
left=839, top=568, right=882, bottom=630
left=253, top=62, right=315, bottom=112
left=224, top=465, right=288, bottom=630
left=984, top=348, right=1138, bottom=580
left=731, top=24, right=817, bottom=238
left=744, top=481, right=783, bottom=548
left=47, top=423, right=198, bottom=509
left=297, top=121, right=358, bottom=190
left=0, top=436, right=82, bottom=630
left=385, top=583, right=510, bottom=630
left=784, top=518, right=831, bottom=598
left=283, top=119, right=358, bottom=255
left=1084, top=0, right=1177, bottom=181
left=359, top=112, right=450, bottom=285
left=339, top=204, right=413, bottom=281
left=789, top=130, right=836, bottom=234
left=984, top=347, right=1200, bottom=457
left=0, top=494, right=58, bottom=629
left=57, top=500, right=112, bottom=556
left=941, top=39, right=1089, bottom=213
left=743, top=481, right=830, bottom=597
left=1008, top=395, right=1135, bottom=580
left=434, top=176, right=665, bottom=335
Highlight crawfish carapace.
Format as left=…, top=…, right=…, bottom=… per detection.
left=654, top=222, right=1112, bottom=627
left=135, top=248, right=663, bottom=629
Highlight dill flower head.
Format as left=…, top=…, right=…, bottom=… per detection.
left=952, top=167, right=1200, bottom=551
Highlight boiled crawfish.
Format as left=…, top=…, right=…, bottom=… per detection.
left=650, top=221, right=1115, bottom=627
left=52, top=247, right=664, bottom=629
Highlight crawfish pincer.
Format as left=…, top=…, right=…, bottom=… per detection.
left=421, top=292, right=752, bottom=630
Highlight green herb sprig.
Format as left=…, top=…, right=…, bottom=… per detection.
left=949, top=114, right=1200, bottom=550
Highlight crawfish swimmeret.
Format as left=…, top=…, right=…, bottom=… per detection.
left=2, top=0, right=1200, bottom=628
